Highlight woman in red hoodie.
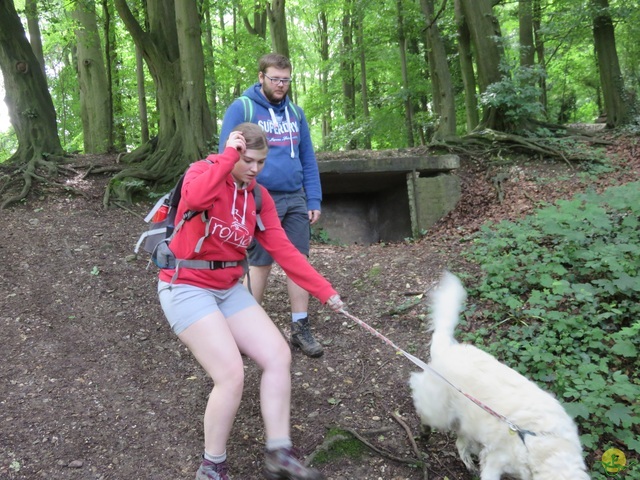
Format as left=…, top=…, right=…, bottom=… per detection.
left=158, top=122, right=343, bottom=480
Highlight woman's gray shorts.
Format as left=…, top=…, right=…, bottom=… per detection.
left=158, top=280, right=258, bottom=335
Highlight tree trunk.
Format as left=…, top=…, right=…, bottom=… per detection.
left=533, top=0, right=547, bottom=115
left=102, top=0, right=126, bottom=151
left=175, top=0, right=213, bottom=149
left=135, top=45, right=150, bottom=143
left=458, top=0, right=506, bottom=130
left=72, top=0, right=111, bottom=154
left=318, top=9, right=332, bottom=145
left=356, top=6, right=371, bottom=149
left=454, top=0, right=479, bottom=131
left=241, top=2, right=267, bottom=39
left=110, top=0, right=213, bottom=205
left=519, top=0, right=535, bottom=67
left=24, top=0, right=46, bottom=77
left=266, top=0, right=290, bottom=58
left=203, top=7, right=218, bottom=137
left=591, top=0, right=630, bottom=127
left=341, top=0, right=357, bottom=150
left=397, top=0, right=414, bottom=147
left=420, top=0, right=456, bottom=141
left=0, top=0, right=65, bottom=208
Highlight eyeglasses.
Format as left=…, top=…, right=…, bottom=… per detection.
left=262, top=73, right=293, bottom=86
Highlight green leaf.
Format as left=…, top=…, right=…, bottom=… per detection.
left=606, top=404, right=634, bottom=427
left=611, top=340, right=637, bottom=357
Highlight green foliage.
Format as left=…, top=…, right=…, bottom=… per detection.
left=310, top=427, right=368, bottom=465
left=0, top=128, right=18, bottom=161
left=479, top=64, right=546, bottom=129
left=462, top=182, right=640, bottom=468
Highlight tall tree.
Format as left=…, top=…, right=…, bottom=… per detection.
left=355, top=3, right=371, bottom=149
left=591, top=0, right=630, bottom=127
left=533, top=0, right=547, bottom=114
left=341, top=0, right=357, bottom=149
left=519, top=0, right=535, bottom=67
left=397, top=0, right=414, bottom=147
left=0, top=0, right=65, bottom=208
left=108, top=0, right=213, bottom=204
left=72, top=0, right=111, bottom=154
left=458, top=0, right=507, bottom=130
left=267, top=0, right=290, bottom=57
left=24, top=0, right=46, bottom=77
left=420, top=0, right=456, bottom=140
left=317, top=8, right=331, bottom=144
left=454, top=0, right=479, bottom=131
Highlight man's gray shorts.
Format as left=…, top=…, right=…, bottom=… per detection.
left=249, top=189, right=311, bottom=266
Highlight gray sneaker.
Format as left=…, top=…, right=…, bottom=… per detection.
left=290, top=317, right=323, bottom=357
left=264, top=447, right=324, bottom=480
left=196, top=457, right=231, bottom=480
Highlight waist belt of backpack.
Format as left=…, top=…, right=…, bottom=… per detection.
left=176, top=259, right=240, bottom=269
left=169, top=257, right=249, bottom=285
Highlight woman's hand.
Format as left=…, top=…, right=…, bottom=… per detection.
left=326, top=294, right=344, bottom=312
left=226, top=131, right=246, bottom=154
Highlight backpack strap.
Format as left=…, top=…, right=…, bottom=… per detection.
left=240, top=96, right=254, bottom=122
left=288, top=102, right=302, bottom=121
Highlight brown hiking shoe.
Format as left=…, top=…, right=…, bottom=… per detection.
left=290, top=317, right=323, bottom=357
left=264, top=447, right=324, bottom=480
left=195, top=457, right=231, bottom=480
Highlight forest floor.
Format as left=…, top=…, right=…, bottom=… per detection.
left=1, top=130, right=638, bottom=480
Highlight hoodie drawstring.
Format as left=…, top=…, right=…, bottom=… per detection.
left=232, top=183, right=248, bottom=225
left=268, top=106, right=295, bottom=158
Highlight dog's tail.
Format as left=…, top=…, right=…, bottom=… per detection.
left=429, top=271, right=467, bottom=357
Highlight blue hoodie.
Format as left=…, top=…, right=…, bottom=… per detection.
left=219, top=83, right=322, bottom=211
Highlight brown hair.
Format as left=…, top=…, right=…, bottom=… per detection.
left=258, top=53, right=292, bottom=73
left=233, top=122, right=268, bottom=151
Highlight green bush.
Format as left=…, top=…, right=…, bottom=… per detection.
left=462, top=182, right=640, bottom=475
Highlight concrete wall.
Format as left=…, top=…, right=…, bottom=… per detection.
left=313, top=153, right=461, bottom=245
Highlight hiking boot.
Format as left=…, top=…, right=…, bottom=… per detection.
left=196, top=457, right=231, bottom=480
left=290, top=317, right=323, bottom=357
left=264, top=447, right=324, bottom=480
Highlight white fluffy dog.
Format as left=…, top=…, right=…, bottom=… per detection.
left=409, top=272, right=590, bottom=480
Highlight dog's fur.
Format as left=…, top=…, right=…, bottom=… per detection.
left=409, top=272, right=589, bottom=480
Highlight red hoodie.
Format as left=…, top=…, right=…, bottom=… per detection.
left=158, top=147, right=337, bottom=304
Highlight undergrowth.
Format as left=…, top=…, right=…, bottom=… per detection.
left=462, top=181, right=640, bottom=477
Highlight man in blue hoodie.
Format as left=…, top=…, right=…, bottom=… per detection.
left=219, top=53, right=325, bottom=358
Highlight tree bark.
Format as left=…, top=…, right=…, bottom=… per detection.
left=397, top=0, right=414, bottom=147
left=519, top=0, right=535, bottom=67
left=72, top=0, right=111, bottom=154
left=24, top=0, right=46, bottom=77
left=454, top=0, right=479, bottom=131
left=458, top=0, right=507, bottom=130
left=591, top=0, right=630, bottom=127
left=318, top=9, right=332, bottom=144
left=420, top=0, right=456, bottom=141
left=0, top=0, right=65, bottom=207
left=267, top=0, right=290, bottom=58
left=356, top=6, right=371, bottom=149
left=341, top=0, right=357, bottom=150
left=533, top=0, right=547, bottom=115
left=109, top=0, right=213, bottom=204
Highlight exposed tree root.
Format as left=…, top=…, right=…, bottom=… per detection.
left=0, top=153, right=70, bottom=209
left=0, top=152, right=124, bottom=209
left=307, top=423, right=429, bottom=478
left=433, top=128, right=614, bottom=165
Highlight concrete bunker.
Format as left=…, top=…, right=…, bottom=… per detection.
left=314, top=152, right=461, bottom=244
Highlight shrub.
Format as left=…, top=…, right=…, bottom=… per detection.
left=462, top=182, right=640, bottom=475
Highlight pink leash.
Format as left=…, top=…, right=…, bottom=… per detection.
left=337, top=308, right=536, bottom=442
